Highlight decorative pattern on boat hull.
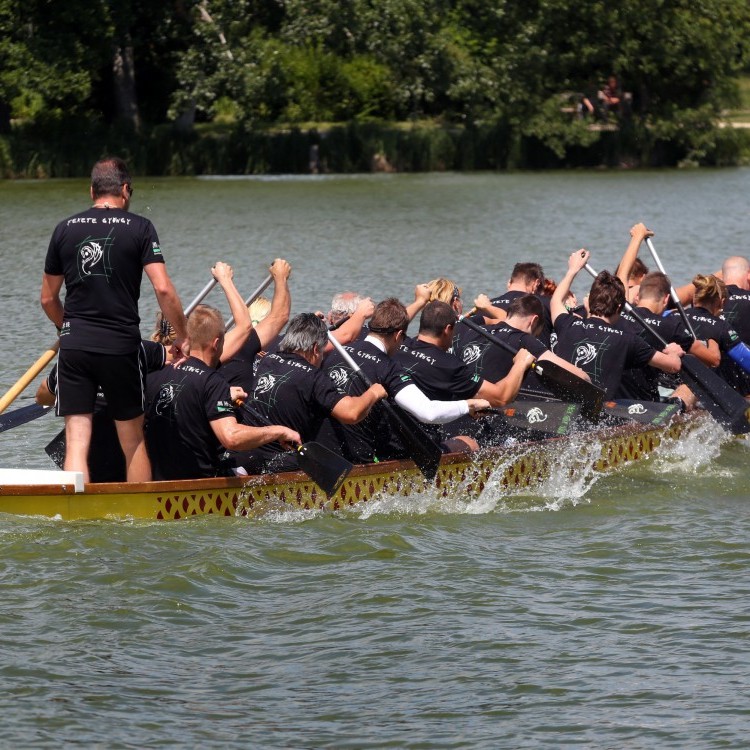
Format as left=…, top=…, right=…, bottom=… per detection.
left=0, top=418, right=691, bottom=521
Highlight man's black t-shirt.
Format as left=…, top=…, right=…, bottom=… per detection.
left=554, top=312, right=655, bottom=398
left=490, top=290, right=553, bottom=346
left=44, top=207, right=165, bottom=354
left=722, top=284, right=750, bottom=344
left=145, top=356, right=236, bottom=480
left=316, top=338, right=413, bottom=463
left=241, top=351, right=345, bottom=462
left=218, top=329, right=263, bottom=394
left=617, top=307, right=692, bottom=400
left=392, top=336, right=483, bottom=401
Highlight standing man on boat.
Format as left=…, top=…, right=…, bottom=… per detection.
left=40, top=156, right=189, bottom=483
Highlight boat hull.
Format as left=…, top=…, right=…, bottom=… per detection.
left=0, top=417, right=695, bottom=521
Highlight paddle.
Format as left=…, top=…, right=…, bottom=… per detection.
left=235, top=400, right=354, bottom=497
left=0, top=402, right=51, bottom=433
left=457, top=315, right=605, bottom=421
left=602, top=399, right=681, bottom=427
left=644, top=237, right=699, bottom=342
left=326, top=332, right=442, bottom=480
left=226, top=274, right=273, bottom=330
left=584, top=262, right=750, bottom=434
left=493, top=399, right=581, bottom=436
left=0, top=339, right=59, bottom=415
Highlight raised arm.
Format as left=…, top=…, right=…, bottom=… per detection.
left=474, top=293, right=508, bottom=325
left=326, top=297, right=375, bottom=350
left=255, top=259, right=292, bottom=349
left=405, top=283, right=431, bottom=322
left=616, top=223, right=653, bottom=290
left=213, top=262, right=251, bottom=363
left=144, top=263, right=190, bottom=364
left=551, top=249, right=590, bottom=325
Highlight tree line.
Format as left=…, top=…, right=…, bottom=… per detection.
left=2, top=0, right=750, bottom=173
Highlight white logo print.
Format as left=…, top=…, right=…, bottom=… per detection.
left=574, top=343, right=598, bottom=367
left=628, top=403, right=647, bottom=415
left=526, top=407, right=548, bottom=423
left=463, top=344, right=482, bottom=365
left=329, top=367, right=349, bottom=389
left=80, top=241, right=103, bottom=275
left=155, top=384, right=175, bottom=416
left=255, top=374, right=277, bottom=395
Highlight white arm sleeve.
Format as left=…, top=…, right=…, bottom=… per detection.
left=393, top=383, right=469, bottom=424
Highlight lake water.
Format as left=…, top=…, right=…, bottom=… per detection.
left=1, top=170, right=749, bottom=747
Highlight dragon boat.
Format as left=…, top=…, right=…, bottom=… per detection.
left=0, top=413, right=700, bottom=521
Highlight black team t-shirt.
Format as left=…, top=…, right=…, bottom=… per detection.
left=392, top=337, right=483, bottom=401
left=617, top=307, right=692, bottom=400
left=316, top=339, right=414, bottom=463
left=489, top=291, right=554, bottom=346
left=241, top=352, right=345, bottom=461
left=217, top=329, right=264, bottom=394
left=145, top=356, right=236, bottom=480
left=722, top=284, right=750, bottom=344
left=44, top=207, right=164, bottom=354
left=553, top=312, right=655, bottom=399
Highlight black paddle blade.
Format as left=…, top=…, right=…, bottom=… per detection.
left=500, top=400, right=581, bottom=436
left=533, top=360, right=605, bottom=421
left=602, top=399, right=681, bottom=427
left=45, top=427, right=66, bottom=468
left=0, top=402, right=51, bottom=433
left=384, top=401, right=442, bottom=480
left=297, top=441, right=354, bottom=496
left=680, top=355, right=750, bottom=434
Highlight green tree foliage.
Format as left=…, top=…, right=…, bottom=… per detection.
left=2, top=0, right=750, bottom=163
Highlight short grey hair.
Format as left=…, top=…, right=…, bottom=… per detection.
left=280, top=313, right=328, bottom=354
left=329, top=291, right=363, bottom=325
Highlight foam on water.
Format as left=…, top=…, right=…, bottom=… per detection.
left=651, top=414, right=733, bottom=477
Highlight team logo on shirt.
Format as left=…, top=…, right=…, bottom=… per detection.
left=574, top=343, right=598, bottom=367
left=328, top=366, right=350, bottom=390
left=155, top=382, right=182, bottom=416
left=77, top=232, right=114, bottom=281
left=255, top=374, right=277, bottom=395
left=526, top=407, right=548, bottom=424
left=462, top=344, right=482, bottom=365
left=549, top=331, right=558, bottom=351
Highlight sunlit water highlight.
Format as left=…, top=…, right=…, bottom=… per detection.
left=1, top=172, right=749, bottom=747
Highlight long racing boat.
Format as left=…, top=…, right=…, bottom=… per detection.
left=0, top=413, right=699, bottom=521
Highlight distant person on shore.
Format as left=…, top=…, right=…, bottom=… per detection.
left=40, top=156, right=189, bottom=484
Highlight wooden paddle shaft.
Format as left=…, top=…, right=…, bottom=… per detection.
left=0, top=339, right=59, bottom=414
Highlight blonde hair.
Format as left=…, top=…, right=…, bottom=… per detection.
left=151, top=311, right=176, bottom=345
left=427, top=278, right=461, bottom=304
left=187, top=305, right=224, bottom=348
left=248, top=296, right=272, bottom=325
left=692, top=274, right=727, bottom=309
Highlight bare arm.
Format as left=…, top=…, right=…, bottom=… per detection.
left=551, top=249, right=590, bottom=325
left=327, top=297, right=375, bottom=350
left=40, top=273, right=65, bottom=329
left=689, top=337, right=721, bottom=367
left=475, top=348, right=535, bottom=407
left=144, top=263, right=190, bottom=362
left=255, top=259, right=291, bottom=349
left=211, top=417, right=300, bottom=452
left=649, top=343, right=683, bottom=374
left=330, top=383, right=387, bottom=424
left=212, top=262, right=251, bottom=363
left=405, top=283, right=431, bottom=322
left=474, top=294, right=508, bottom=325
left=35, top=378, right=55, bottom=406
left=615, top=223, right=652, bottom=290
left=537, top=350, right=591, bottom=381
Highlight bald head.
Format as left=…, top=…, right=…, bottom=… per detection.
left=722, top=256, right=750, bottom=289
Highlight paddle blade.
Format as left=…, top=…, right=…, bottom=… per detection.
left=45, top=427, right=66, bottom=469
left=297, top=442, right=354, bottom=496
left=384, top=401, right=442, bottom=480
left=680, top=355, right=750, bottom=434
left=602, top=399, right=680, bottom=426
left=500, top=400, right=581, bottom=436
left=533, top=360, right=605, bottom=421
left=0, top=403, right=51, bottom=433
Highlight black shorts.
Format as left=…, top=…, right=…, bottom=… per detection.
left=56, top=349, right=145, bottom=420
